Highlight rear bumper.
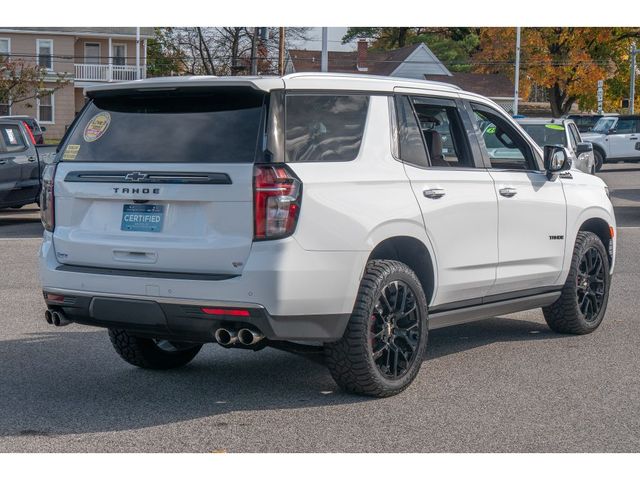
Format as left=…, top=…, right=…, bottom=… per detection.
left=39, top=233, right=364, bottom=341
left=43, top=289, right=350, bottom=342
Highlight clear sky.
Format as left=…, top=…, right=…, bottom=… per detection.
left=294, top=27, right=358, bottom=52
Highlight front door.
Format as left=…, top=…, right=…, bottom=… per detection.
left=469, top=103, right=567, bottom=296
left=607, top=118, right=639, bottom=159
left=395, top=95, right=498, bottom=308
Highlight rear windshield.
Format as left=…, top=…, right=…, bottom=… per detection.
left=60, top=87, right=266, bottom=163
left=520, top=123, right=567, bottom=147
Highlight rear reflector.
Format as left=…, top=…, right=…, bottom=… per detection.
left=22, top=121, right=36, bottom=145
left=45, top=293, right=65, bottom=303
left=200, top=307, right=250, bottom=317
left=609, top=226, right=615, bottom=238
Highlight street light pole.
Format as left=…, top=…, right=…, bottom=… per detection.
left=250, top=27, right=259, bottom=76
left=321, top=27, right=328, bottom=73
left=630, top=42, right=637, bottom=114
left=278, top=27, right=286, bottom=76
left=513, top=26, right=521, bottom=116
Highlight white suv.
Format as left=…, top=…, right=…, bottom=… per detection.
left=39, top=73, right=616, bottom=397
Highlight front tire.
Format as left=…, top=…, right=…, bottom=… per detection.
left=108, top=329, right=202, bottom=369
left=593, top=150, right=604, bottom=172
left=324, top=260, right=429, bottom=397
left=543, top=232, right=611, bottom=334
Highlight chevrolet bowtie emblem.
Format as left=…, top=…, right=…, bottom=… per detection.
left=125, top=172, right=148, bottom=182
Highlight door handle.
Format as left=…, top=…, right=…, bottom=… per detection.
left=423, top=188, right=446, bottom=199
left=499, top=187, right=517, bottom=198
left=0, top=160, right=6, bottom=165
left=27, top=156, right=36, bottom=162
left=630, top=137, right=638, bottom=140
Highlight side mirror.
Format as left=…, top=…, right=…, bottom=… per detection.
left=543, top=145, right=571, bottom=177
left=576, top=142, right=593, bottom=155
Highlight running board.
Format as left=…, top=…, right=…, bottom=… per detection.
left=428, top=291, right=561, bottom=330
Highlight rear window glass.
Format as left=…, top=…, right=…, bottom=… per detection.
left=60, top=87, right=266, bottom=163
left=0, top=125, right=27, bottom=152
left=285, top=95, right=369, bottom=162
left=520, top=123, right=567, bottom=147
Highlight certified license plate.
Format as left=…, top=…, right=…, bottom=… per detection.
left=121, top=204, right=164, bottom=232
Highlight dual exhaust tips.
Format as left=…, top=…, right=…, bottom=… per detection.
left=45, top=309, right=71, bottom=327
left=215, top=327, right=264, bottom=347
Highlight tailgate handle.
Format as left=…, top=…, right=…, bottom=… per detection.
left=113, top=250, right=158, bottom=264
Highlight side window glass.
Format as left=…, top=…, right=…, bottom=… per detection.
left=472, top=105, right=535, bottom=170
left=0, top=125, right=27, bottom=153
left=567, top=124, right=577, bottom=150
left=285, top=94, right=369, bottom=163
left=569, top=124, right=581, bottom=149
left=411, top=97, right=473, bottom=168
left=615, top=119, right=635, bottom=134
left=395, top=95, right=429, bottom=168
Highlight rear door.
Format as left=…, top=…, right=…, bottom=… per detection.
left=396, top=94, right=499, bottom=307
left=53, top=87, right=267, bottom=276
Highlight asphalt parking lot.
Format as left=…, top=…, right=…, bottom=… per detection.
left=0, top=163, right=639, bottom=453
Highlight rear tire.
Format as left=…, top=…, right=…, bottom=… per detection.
left=108, top=329, right=202, bottom=369
left=593, top=150, right=604, bottom=172
left=324, top=260, right=429, bottom=397
left=543, top=232, right=611, bottom=335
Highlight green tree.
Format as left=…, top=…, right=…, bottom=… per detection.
left=145, top=28, right=186, bottom=77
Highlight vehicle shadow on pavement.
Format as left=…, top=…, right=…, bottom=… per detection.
left=0, top=317, right=559, bottom=438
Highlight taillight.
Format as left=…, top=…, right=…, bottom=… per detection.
left=253, top=164, right=302, bottom=240
left=40, top=164, right=56, bottom=232
left=22, top=121, right=36, bottom=145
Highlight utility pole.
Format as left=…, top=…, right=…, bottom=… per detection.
left=278, top=27, right=285, bottom=76
left=513, top=26, right=521, bottom=116
left=321, top=27, right=328, bottom=72
left=630, top=42, right=637, bottom=114
left=250, top=27, right=259, bottom=76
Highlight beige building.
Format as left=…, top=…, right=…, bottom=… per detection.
left=0, top=27, right=154, bottom=140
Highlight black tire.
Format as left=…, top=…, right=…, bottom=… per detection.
left=543, top=232, right=611, bottom=335
left=593, top=149, right=604, bottom=172
left=108, top=329, right=202, bottom=369
left=324, top=260, right=429, bottom=397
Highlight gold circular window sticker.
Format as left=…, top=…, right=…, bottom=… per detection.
left=83, top=112, right=111, bottom=142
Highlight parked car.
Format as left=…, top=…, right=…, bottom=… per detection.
left=582, top=115, right=640, bottom=171
left=516, top=118, right=596, bottom=174
left=0, top=115, right=46, bottom=144
left=39, top=73, right=616, bottom=397
left=0, top=119, right=42, bottom=209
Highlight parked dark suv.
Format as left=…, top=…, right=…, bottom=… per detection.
left=0, top=119, right=41, bottom=209
left=0, top=116, right=46, bottom=144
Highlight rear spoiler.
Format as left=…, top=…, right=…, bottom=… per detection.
left=85, top=76, right=285, bottom=99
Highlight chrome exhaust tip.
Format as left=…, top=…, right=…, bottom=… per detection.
left=237, top=328, right=265, bottom=346
left=45, top=309, right=53, bottom=325
left=214, top=328, right=237, bottom=346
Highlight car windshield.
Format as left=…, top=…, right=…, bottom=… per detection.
left=592, top=117, right=617, bottom=134
left=520, top=123, right=567, bottom=147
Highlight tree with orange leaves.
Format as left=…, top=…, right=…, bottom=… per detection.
left=474, top=28, right=640, bottom=116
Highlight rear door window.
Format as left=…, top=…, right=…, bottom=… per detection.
left=285, top=94, right=369, bottom=162
left=60, top=87, right=266, bottom=163
left=0, top=125, right=27, bottom=153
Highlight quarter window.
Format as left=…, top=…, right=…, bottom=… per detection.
left=472, top=104, right=536, bottom=170
left=395, top=95, right=429, bottom=168
left=285, top=95, right=369, bottom=162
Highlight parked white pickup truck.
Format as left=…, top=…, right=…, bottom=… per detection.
left=582, top=115, right=640, bottom=171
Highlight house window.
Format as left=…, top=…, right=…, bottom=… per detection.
left=38, top=91, right=54, bottom=124
left=113, top=44, right=126, bottom=66
left=0, top=38, right=10, bottom=58
left=37, top=39, right=53, bottom=70
left=84, top=42, right=101, bottom=64
left=0, top=98, right=10, bottom=116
